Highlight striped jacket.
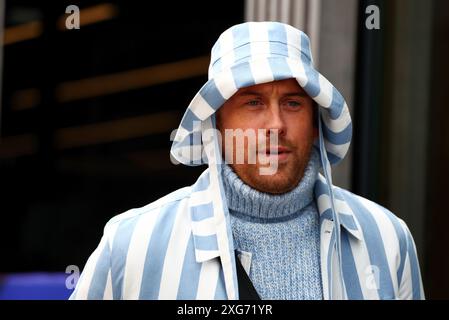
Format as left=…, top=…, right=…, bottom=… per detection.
left=70, top=169, right=424, bottom=300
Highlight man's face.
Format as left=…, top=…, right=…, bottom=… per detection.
left=216, top=78, right=317, bottom=194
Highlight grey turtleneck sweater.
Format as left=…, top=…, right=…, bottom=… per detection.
left=222, top=148, right=323, bottom=300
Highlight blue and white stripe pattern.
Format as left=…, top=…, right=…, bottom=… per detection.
left=70, top=170, right=424, bottom=300
left=71, top=22, right=424, bottom=300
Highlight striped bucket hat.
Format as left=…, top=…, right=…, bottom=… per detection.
left=170, top=21, right=352, bottom=170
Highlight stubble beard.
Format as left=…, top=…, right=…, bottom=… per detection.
left=229, top=143, right=314, bottom=194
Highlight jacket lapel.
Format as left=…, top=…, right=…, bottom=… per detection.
left=189, top=170, right=366, bottom=300
left=315, top=174, right=363, bottom=299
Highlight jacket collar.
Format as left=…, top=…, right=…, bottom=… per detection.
left=314, top=174, right=363, bottom=241
left=189, top=170, right=363, bottom=264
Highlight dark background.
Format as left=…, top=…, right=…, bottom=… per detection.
left=0, top=0, right=244, bottom=272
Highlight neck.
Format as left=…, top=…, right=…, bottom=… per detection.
left=222, top=148, right=320, bottom=222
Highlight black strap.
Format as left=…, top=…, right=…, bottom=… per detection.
left=234, top=251, right=260, bottom=300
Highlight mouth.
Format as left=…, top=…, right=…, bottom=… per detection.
left=259, top=147, right=291, bottom=162
left=262, top=146, right=291, bottom=155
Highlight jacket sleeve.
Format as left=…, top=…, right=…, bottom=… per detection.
left=69, top=225, right=114, bottom=300
left=397, top=220, right=425, bottom=300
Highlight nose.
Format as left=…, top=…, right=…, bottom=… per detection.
left=265, top=103, right=286, bottom=137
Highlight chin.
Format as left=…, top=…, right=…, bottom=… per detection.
left=231, top=160, right=305, bottom=194
left=251, top=170, right=301, bottom=194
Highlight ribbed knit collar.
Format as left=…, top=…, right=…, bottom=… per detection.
left=222, top=148, right=320, bottom=222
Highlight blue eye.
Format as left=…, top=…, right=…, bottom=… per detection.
left=246, top=100, right=262, bottom=106
left=286, top=101, right=301, bottom=108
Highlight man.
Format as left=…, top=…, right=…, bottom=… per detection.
left=70, top=22, right=424, bottom=300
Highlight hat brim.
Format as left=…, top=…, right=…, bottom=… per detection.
left=171, top=56, right=352, bottom=166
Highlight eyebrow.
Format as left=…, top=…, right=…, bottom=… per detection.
left=236, top=91, right=308, bottom=97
